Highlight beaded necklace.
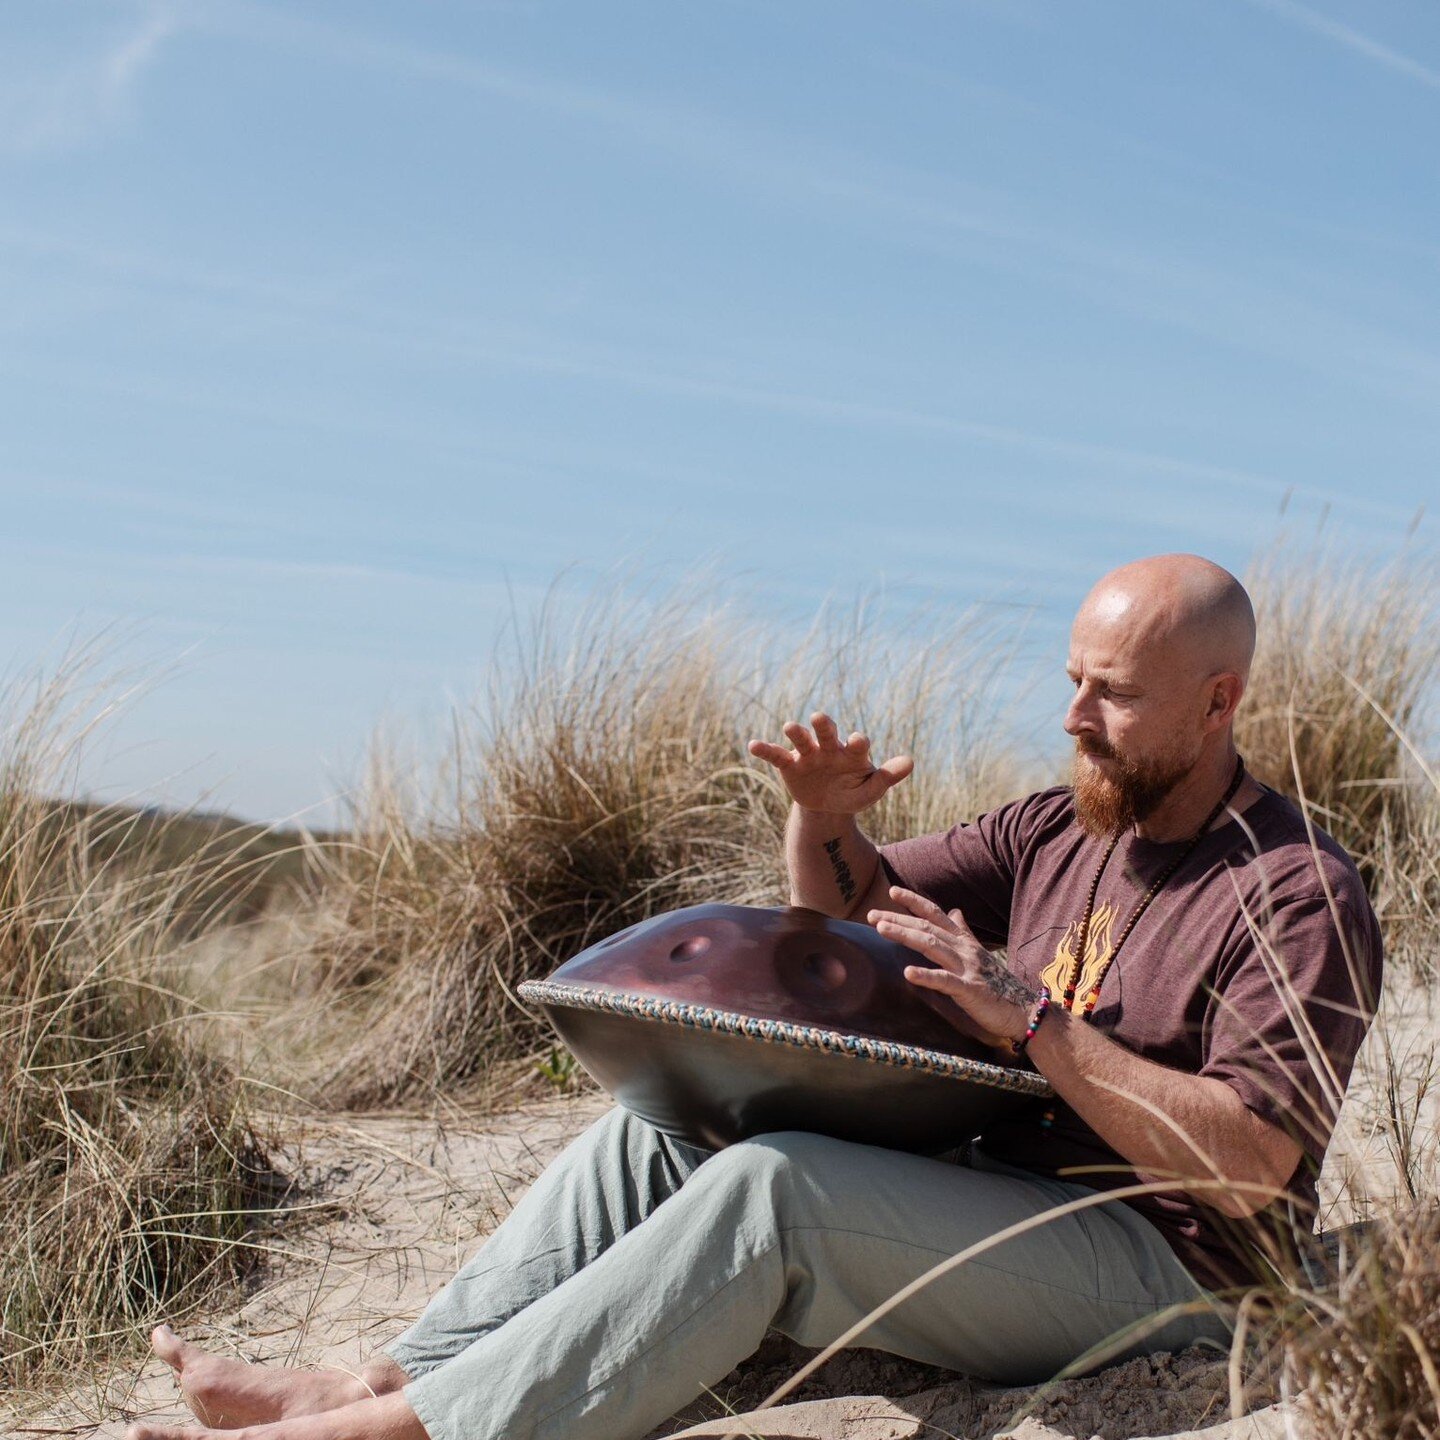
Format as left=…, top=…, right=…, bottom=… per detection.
left=1038, top=752, right=1246, bottom=1131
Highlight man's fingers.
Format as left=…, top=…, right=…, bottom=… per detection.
left=885, top=884, right=958, bottom=930
left=810, top=712, right=841, bottom=748
left=782, top=721, right=818, bottom=755
left=872, top=912, right=938, bottom=946
left=883, top=889, right=977, bottom=947
left=903, top=964, right=963, bottom=997
left=947, top=906, right=979, bottom=938
left=875, top=754, right=914, bottom=787
left=871, top=912, right=965, bottom=972
left=747, top=739, right=794, bottom=768
left=905, top=969, right=1009, bottom=1049
left=847, top=731, right=870, bottom=753
left=850, top=755, right=914, bottom=810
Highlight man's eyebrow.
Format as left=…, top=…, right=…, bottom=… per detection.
left=1066, top=664, right=1141, bottom=689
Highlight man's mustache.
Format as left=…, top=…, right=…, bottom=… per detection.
left=1075, top=737, right=1119, bottom=762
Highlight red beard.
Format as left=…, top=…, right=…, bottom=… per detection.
left=1070, top=739, right=1195, bottom=838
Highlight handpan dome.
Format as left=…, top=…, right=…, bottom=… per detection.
left=518, top=904, right=1052, bottom=1154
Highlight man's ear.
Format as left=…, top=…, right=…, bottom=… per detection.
left=1203, top=672, right=1244, bottom=732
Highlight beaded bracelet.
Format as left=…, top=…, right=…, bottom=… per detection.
left=1011, top=985, right=1051, bottom=1058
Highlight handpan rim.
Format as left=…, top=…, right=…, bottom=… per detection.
left=518, top=978, right=1054, bottom=1098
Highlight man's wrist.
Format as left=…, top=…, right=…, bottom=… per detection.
left=794, top=802, right=859, bottom=824
left=1008, top=986, right=1052, bottom=1057
left=1021, top=997, right=1071, bottom=1060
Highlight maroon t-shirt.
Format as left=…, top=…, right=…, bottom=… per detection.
left=878, top=784, right=1384, bottom=1292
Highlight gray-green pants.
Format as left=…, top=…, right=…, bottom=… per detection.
left=386, top=1106, right=1234, bottom=1440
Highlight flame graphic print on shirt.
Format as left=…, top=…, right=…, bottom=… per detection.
left=1039, top=900, right=1118, bottom=1005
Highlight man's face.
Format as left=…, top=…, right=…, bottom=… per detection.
left=1063, top=590, right=1208, bottom=837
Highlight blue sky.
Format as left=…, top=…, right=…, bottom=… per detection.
left=3, top=0, right=1437, bottom=823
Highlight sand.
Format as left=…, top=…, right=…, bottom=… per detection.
left=7, top=967, right=1433, bottom=1440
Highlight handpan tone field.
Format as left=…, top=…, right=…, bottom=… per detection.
left=518, top=904, right=1053, bottom=1153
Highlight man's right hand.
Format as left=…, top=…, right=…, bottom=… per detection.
left=747, top=711, right=914, bottom=815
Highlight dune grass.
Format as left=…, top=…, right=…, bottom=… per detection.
left=0, top=669, right=275, bottom=1395
left=1259, top=732, right=1440, bottom=1440
left=8, top=544, right=1440, bottom=1433
left=1282, top=1198, right=1440, bottom=1440
left=1161, top=544, right=1440, bottom=1438
left=1237, top=545, right=1440, bottom=895
left=299, top=544, right=1440, bottom=1107
left=300, top=585, right=1027, bottom=1108
left=1181, top=545, right=1440, bottom=1437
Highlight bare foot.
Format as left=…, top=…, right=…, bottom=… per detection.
left=148, top=1325, right=398, bottom=1429
left=125, top=1389, right=428, bottom=1440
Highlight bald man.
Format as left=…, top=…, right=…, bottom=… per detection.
left=129, top=555, right=1382, bottom=1440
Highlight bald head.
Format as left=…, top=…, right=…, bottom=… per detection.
left=1078, top=554, right=1255, bottom=686
left=1066, top=555, right=1256, bottom=837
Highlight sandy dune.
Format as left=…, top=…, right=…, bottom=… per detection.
left=10, top=969, right=1432, bottom=1440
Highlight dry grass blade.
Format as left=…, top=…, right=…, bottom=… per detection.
left=1280, top=1202, right=1440, bottom=1440
left=305, top=581, right=1029, bottom=1107
left=1218, top=641, right=1440, bottom=1437
left=1238, top=543, right=1440, bottom=893
left=0, top=658, right=277, bottom=1398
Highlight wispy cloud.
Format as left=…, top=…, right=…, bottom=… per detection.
left=0, top=222, right=377, bottom=313
left=1239, top=0, right=1440, bottom=90
left=0, top=528, right=555, bottom=601
left=0, top=0, right=180, bottom=153
left=8, top=318, right=1423, bottom=540
left=4, top=0, right=1433, bottom=540
left=173, top=2, right=1440, bottom=419
left=201, top=0, right=1003, bottom=229
left=3, top=194, right=1436, bottom=534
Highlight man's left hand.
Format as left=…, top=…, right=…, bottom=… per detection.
left=871, top=887, right=1037, bottom=1053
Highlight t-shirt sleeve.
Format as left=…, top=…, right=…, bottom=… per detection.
left=1198, top=891, right=1383, bottom=1166
left=875, top=793, right=1041, bottom=948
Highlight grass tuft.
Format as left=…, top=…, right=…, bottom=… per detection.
left=0, top=663, right=274, bottom=1394
left=1283, top=1202, right=1440, bottom=1440
left=1238, top=544, right=1440, bottom=887
left=303, top=585, right=1027, bottom=1107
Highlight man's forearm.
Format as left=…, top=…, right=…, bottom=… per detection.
left=1026, top=1006, right=1298, bottom=1218
left=785, top=805, right=881, bottom=917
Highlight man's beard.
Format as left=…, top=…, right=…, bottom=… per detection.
left=1070, top=738, right=1196, bottom=838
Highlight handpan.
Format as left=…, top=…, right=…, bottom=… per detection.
left=518, top=904, right=1052, bottom=1154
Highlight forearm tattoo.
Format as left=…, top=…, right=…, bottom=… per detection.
left=822, top=837, right=857, bottom=903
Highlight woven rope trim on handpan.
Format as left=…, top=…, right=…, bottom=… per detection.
left=517, top=980, right=1053, bottom=1098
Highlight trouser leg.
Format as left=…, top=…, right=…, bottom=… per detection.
left=385, top=1105, right=709, bottom=1377
left=401, top=1127, right=1234, bottom=1440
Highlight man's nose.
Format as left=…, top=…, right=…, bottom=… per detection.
left=1064, top=686, right=1096, bottom=738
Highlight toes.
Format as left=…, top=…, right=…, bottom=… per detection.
left=151, top=1324, right=189, bottom=1370
left=126, top=1426, right=206, bottom=1440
